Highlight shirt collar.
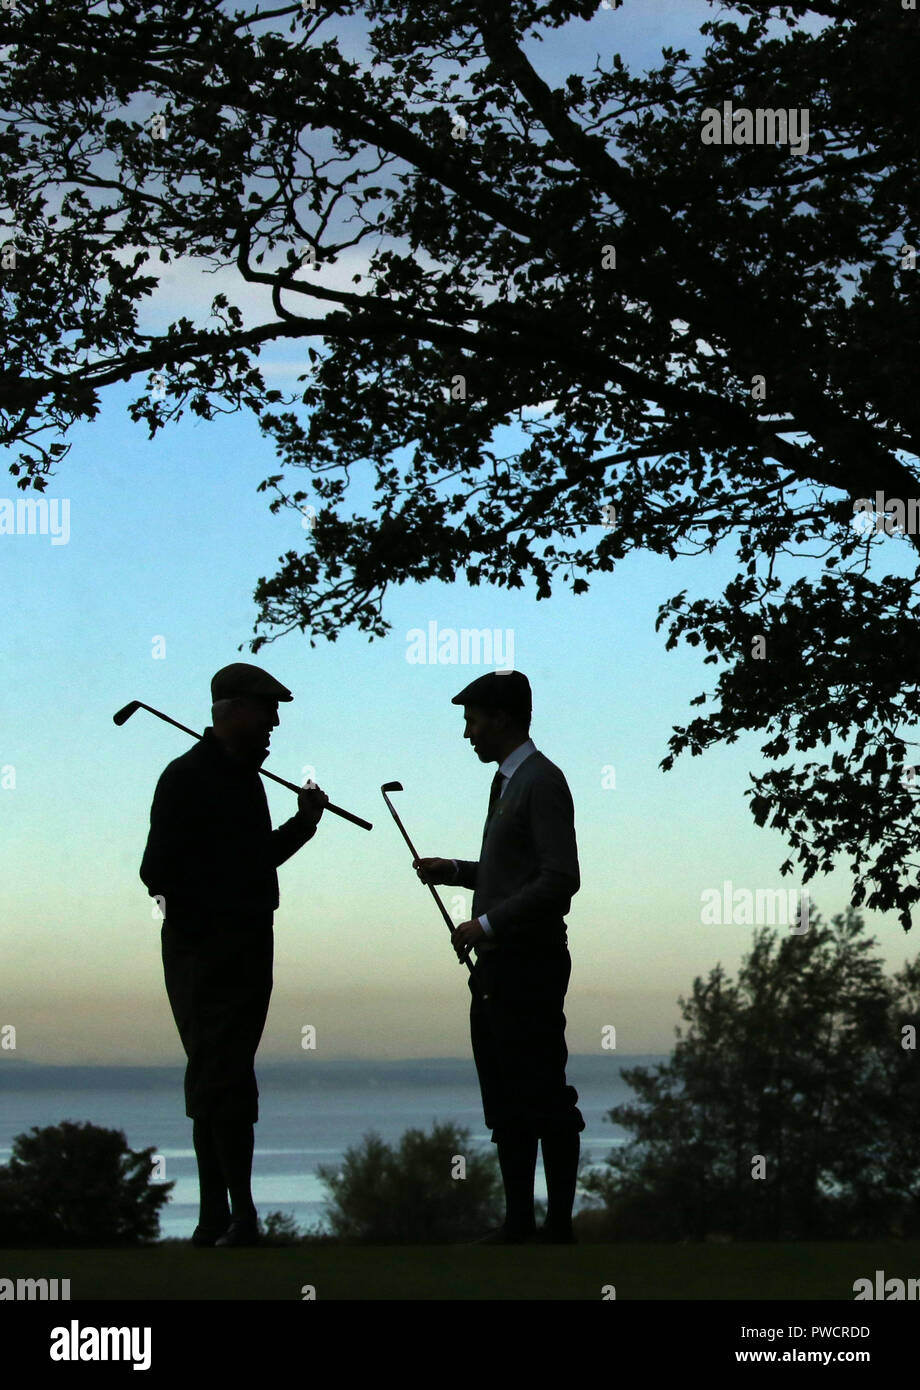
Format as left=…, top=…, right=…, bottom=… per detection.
left=498, top=737, right=537, bottom=783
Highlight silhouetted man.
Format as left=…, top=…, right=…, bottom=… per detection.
left=139, top=663, right=327, bottom=1247
left=415, top=671, right=584, bottom=1243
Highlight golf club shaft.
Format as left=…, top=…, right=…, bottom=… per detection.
left=115, top=701, right=372, bottom=831
left=382, top=792, right=475, bottom=973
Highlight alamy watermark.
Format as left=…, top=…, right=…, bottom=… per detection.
left=0, top=1276, right=70, bottom=1300
left=700, top=101, right=810, bottom=156
left=853, top=1271, right=920, bottom=1300
left=701, top=880, right=810, bottom=931
left=406, top=621, right=514, bottom=668
left=853, top=491, right=920, bottom=536
left=0, top=497, right=70, bottom=545
left=49, top=1321, right=151, bottom=1370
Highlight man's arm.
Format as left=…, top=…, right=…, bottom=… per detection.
left=273, top=789, right=327, bottom=861
left=447, top=858, right=478, bottom=891
left=414, top=857, right=485, bottom=955
left=271, top=814, right=316, bottom=866
left=272, top=784, right=327, bottom=866
left=485, top=773, right=579, bottom=941
left=139, top=763, right=207, bottom=908
left=414, top=857, right=478, bottom=890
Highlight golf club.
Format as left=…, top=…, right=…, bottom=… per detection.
left=114, top=700, right=373, bottom=831
left=380, top=781, right=488, bottom=1000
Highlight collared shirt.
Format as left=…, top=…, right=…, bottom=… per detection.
left=452, top=738, right=538, bottom=937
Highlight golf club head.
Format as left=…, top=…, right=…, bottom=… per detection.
left=113, top=700, right=142, bottom=726
left=380, top=781, right=403, bottom=794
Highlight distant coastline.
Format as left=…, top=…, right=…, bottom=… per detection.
left=0, top=1055, right=664, bottom=1090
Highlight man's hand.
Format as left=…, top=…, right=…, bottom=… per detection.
left=297, top=782, right=329, bottom=826
left=413, top=856, right=454, bottom=885
left=452, top=917, right=486, bottom=957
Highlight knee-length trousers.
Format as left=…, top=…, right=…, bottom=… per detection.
left=469, top=942, right=585, bottom=1140
left=161, top=918, right=273, bottom=1124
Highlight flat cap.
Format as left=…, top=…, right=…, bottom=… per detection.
left=211, top=662, right=293, bottom=703
left=451, top=670, right=532, bottom=720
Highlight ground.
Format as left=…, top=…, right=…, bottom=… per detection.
left=2, top=1241, right=917, bottom=1300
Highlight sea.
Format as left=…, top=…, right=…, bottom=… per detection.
left=0, top=1056, right=660, bottom=1240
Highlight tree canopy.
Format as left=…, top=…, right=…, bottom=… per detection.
left=3, top=0, right=920, bottom=917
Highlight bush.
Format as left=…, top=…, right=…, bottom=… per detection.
left=0, top=1120, right=173, bottom=1247
left=317, top=1120, right=503, bottom=1243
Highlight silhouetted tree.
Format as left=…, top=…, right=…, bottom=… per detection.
left=0, top=1120, right=173, bottom=1247
left=317, top=1120, right=503, bottom=1242
left=581, top=907, right=920, bottom=1240
left=5, top=1, right=920, bottom=919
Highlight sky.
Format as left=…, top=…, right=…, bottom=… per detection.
left=2, top=0, right=912, bottom=1068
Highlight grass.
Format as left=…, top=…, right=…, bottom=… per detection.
left=2, top=1240, right=918, bottom=1300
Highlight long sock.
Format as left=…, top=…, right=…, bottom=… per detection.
left=192, top=1116, right=231, bottom=1233
left=496, top=1130, right=538, bottom=1238
left=541, top=1130, right=580, bottom=1237
left=210, top=1114, right=257, bottom=1223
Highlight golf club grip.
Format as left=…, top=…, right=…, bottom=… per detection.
left=260, top=768, right=372, bottom=831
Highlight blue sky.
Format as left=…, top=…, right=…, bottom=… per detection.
left=1, top=0, right=910, bottom=1066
